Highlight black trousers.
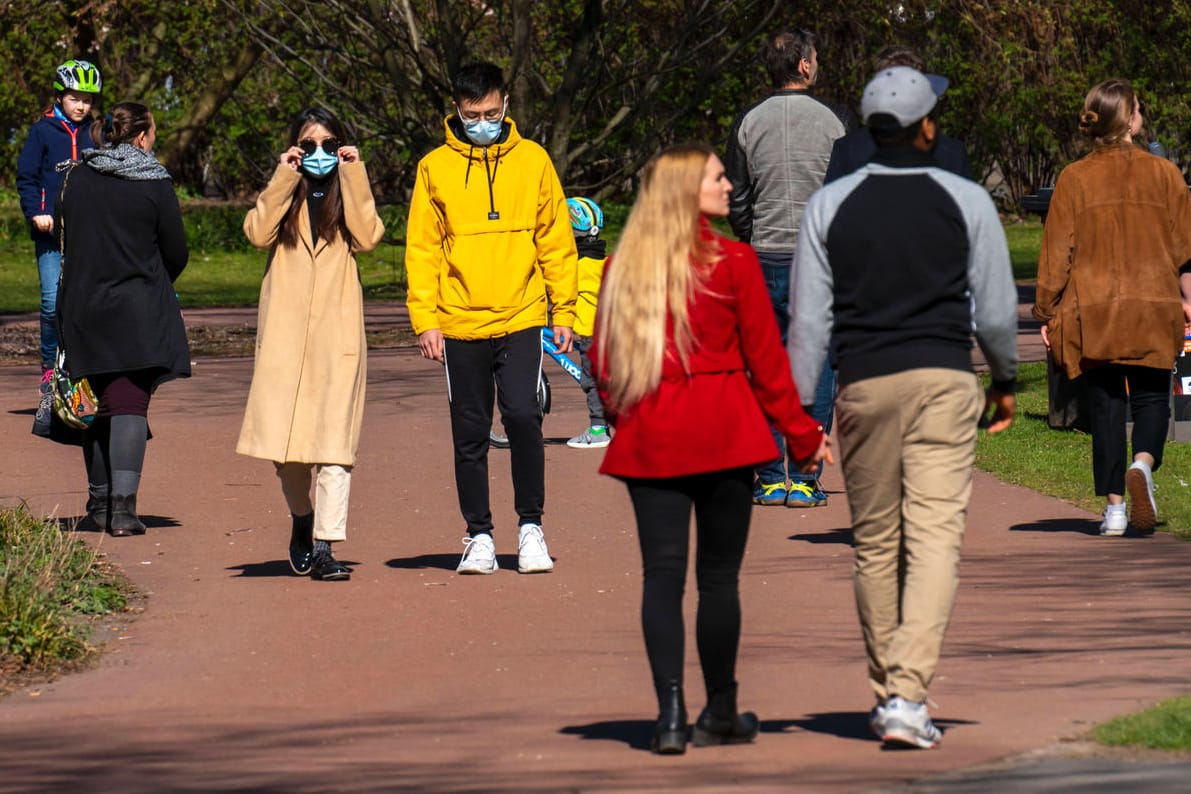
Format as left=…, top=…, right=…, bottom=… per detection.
left=1085, top=364, right=1170, bottom=496
left=625, top=467, right=754, bottom=697
left=444, top=327, right=544, bottom=535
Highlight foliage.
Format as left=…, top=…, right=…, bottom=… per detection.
left=977, top=363, right=1191, bottom=541
left=1094, top=696, right=1191, bottom=750
left=3, top=2, right=1191, bottom=208
left=0, top=504, right=127, bottom=668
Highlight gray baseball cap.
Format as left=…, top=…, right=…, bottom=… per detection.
left=861, top=66, right=949, bottom=128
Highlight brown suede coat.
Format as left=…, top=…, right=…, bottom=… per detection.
left=1034, top=145, right=1191, bottom=379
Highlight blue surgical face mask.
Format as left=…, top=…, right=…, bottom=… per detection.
left=301, top=148, right=338, bottom=177
left=462, top=118, right=502, bottom=146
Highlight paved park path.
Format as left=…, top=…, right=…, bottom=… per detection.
left=1, top=302, right=1190, bottom=792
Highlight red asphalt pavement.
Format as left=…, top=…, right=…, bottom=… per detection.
left=1, top=298, right=1189, bottom=792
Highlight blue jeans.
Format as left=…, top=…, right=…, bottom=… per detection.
left=36, top=243, right=61, bottom=371
left=754, top=251, right=836, bottom=485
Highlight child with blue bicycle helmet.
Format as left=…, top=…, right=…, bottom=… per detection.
left=20, top=59, right=101, bottom=433
left=565, top=196, right=613, bottom=449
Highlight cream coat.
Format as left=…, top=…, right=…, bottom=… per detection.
left=236, top=162, right=385, bottom=465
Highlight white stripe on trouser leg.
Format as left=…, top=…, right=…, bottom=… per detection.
left=314, top=464, right=352, bottom=541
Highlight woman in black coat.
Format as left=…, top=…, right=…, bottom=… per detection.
left=57, top=101, right=189, bottom=536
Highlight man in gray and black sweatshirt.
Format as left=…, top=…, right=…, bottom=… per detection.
left=789, top=66, right=1017, bottom=750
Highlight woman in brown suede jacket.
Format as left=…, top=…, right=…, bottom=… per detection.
left=1034, top=79, right=1191, bottom=536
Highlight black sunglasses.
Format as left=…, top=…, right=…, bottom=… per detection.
left=298, top=138, right=341, bottom=156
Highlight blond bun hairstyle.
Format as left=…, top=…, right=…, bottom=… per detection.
left=596, top=144, right=722, bottom=413
left=1078, top=79, right=1135, bottom=148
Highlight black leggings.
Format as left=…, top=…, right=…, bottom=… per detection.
left=625, top=467, right=754, bottom=697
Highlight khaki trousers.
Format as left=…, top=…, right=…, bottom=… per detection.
left=835, top=368, right=982, bottom=703
left=274, top=462, right=352, bottom=541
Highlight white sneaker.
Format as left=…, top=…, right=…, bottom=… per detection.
left=1099, top=504, right=1128, bottom=537
left=882, top=696, right=942, bottom=749
left=517, top=523, right=554, bottom=573
left=868, top=702, right=887, bottom=738
left=566, top=425, right=611, bottom=449
left=1125, top=460, right=1157, bottom=532
left=457, top=534, right=498, bottom=575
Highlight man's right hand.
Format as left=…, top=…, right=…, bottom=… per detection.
left=418, top=329, right=444, bottom=362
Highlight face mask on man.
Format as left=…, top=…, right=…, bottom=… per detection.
left=458, top=99, right=507, bottom=146
left=301, top=147, right=338, bottom=177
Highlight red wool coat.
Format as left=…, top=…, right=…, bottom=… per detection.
left=595, top=227, right=824, bottom=479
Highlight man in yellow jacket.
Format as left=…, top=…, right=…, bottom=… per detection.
left=406, top=61, right=578, bottom=576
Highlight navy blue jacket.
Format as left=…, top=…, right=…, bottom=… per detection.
left=824, top=128, right=972, bottom=184
left=16, top=109, right=94, bottom=244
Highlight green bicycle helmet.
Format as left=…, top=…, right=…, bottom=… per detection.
left=567, top=196, right=604, bottom=237
left=54, top=59, right=102, bottom=94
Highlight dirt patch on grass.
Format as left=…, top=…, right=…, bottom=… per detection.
left=0, top=324, right=417, bottom=367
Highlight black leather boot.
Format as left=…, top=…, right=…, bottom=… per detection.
left=288, top=513, right=315, bottom=575
left=85, top=488, right=110, bottom=531
left=651, top=680, right=687, bottom=754
left=108, top=494, right=146, bottom=537
left=691, top=682, right=759, bottom=747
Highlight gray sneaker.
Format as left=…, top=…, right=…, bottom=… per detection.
left=567, top=425, right=611, bottom=449
left=881, top=696, right=942, bottom=749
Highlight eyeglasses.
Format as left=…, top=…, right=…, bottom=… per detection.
left=459, top=109, right=504, bottom=123
left=298, top=138, right=340, bottom=156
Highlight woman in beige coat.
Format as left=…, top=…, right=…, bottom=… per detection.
left=237, top=107, right=385, bottom=580
left=1034, top=79, right=1191, bottom=537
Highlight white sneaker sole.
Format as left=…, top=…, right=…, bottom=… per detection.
left=517, top=556, right=554, bottom=574
left=1125, top=466, right=1156, bottom=532
left=457, top=563, right=499, bottom=575
left=882, top=725, right=940, bottom=749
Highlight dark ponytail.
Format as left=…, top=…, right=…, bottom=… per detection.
left=89, top=102, right=152, bottom=148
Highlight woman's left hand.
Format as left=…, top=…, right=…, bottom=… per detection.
left=338, top=146, right=360, bottom=163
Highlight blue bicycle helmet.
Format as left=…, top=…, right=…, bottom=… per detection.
left=567, top=196, right=603, bottom=237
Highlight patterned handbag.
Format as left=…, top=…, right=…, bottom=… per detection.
left=50, top=348, right=97, bottom=430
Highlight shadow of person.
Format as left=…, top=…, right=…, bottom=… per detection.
left=1010, top=517, right=1101, bottom=535
left=788, top=529, right=853, bottom=545
left=60, top=514, right=181, bottom=533
left=559, top=719, right=654, bottom=751
left=227, top=560, right=304, bottom=578
left=386, top=552, right=523, bottom=571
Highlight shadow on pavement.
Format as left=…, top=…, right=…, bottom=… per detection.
left=227, top=560, right=301, bottom=577
left=788, top=529, right=853, bottom=545
left=559, top=719, right=653, bottom=751
left=1009, top=517, right=1099, bottom=535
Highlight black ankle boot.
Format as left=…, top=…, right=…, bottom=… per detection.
left=108, top=494, right=146, bottom=537
left=651, top=680, right=687, bottom=754
left=288, top=513, right=315, bottom=575
left=691, top=683, right=759, bottom=747
left=85, top=489, right=110, bottom=531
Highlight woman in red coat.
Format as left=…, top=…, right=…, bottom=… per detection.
left=593, top=144, right=831, bottom=754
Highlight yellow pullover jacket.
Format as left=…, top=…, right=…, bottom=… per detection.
left=405, top=116, right=578, bottom=339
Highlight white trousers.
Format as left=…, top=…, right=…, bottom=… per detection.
left=274, top=462, right=352, bottom=541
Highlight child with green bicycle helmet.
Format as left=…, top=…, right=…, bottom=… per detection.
left=20, top=59, right=101, bottom=434
left=565, top=196, right=613, bottom=449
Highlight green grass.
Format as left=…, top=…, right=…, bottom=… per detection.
left=1005, top=219, right=1043, bottom=280
left=1094, top=696, right=1191, bottom=750
left=0, top=504, right=128, bottom=670
left=977, top=362, right=1191, bottom=539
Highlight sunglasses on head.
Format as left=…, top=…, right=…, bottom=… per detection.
left=298, top=138, right=340, bottom=156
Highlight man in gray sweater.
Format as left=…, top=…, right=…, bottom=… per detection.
left=789, top=67, right=1017, bottom=750
left=724, top=28, right=853, bottom=510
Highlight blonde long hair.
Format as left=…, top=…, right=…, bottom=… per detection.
left=597, top=144, right=722, bottom=413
